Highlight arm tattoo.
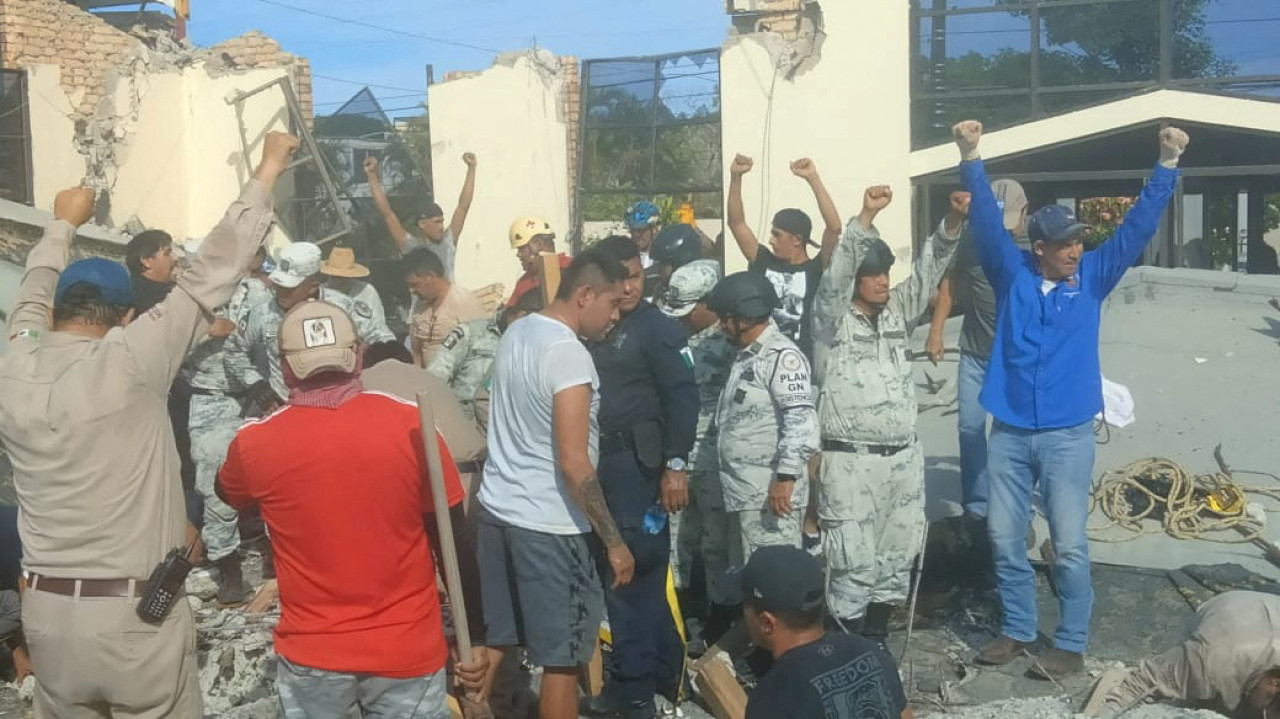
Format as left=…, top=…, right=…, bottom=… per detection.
left=576, top=473, right=624, bottom=549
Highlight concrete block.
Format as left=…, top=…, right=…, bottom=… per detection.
left=1230, top=274, right=1280, bottom=297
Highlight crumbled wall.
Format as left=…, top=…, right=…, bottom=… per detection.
left=207, top=31, right=313, bottom=125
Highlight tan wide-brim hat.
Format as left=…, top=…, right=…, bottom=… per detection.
left=320, top=246, right=370, bottom=278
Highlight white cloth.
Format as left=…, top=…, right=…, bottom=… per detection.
left=1096, top=375, right=1135, bottom=428
left=478, top=314, right=598, bottom=534
left=405, top=229, right=457, bottom=280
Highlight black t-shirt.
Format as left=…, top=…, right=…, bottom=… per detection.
left=951, top=229, right=1029, bottom=361
left=748, top=247, right=823, bottom=358
left=746, top=633, right=908, bottom=719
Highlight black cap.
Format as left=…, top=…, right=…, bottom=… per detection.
left=741, top=546, right=825, bottom=615
left=773, top=208, right=815, bottom=247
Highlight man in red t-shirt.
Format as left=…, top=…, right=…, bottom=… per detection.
left=218, top=299, right=487, bottom=718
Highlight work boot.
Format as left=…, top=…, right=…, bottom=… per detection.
left=1029, top=647, right=1084, bottom=680
left=861, top=602, right=893, bottom=651
left=213, top=554, right=251, bottom=606
left=975, top=635, right=1036, bottom=666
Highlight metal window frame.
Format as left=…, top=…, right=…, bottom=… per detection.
left=909, top=0, right=1280, bottom=146
left=576, top=48, right=724, bottom=239
left=0, top=69, right=35, bottom=205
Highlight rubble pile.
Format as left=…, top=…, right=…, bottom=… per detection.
left=186, top=556, right=278, bottom=718
left=934, top=696, right=1225, bottom=718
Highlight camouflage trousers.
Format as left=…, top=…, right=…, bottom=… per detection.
left=277, top=655, right=449, bottom=719
left=818, top=440, right=925, bottom=620
left=670, top=468, right=736, bottom=606
left=188, top=393, right=243, bottom=562
left=724, top=497, right=805, bottom=606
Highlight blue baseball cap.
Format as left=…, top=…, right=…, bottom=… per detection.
left=1029, top=204, right=1088, bottom=244
left=55, top=258, right=134, bottom=307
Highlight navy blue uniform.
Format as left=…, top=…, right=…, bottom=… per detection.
left=590, top=300, right=697, bottom=706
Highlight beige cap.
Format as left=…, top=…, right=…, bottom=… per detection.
left=278, top=299, right=359, bottom=380
left=509, top=216, right=555, bottom=249
left=992, top=179, right=1029, bottom=232
left=321, top=246, right=370, bottom=278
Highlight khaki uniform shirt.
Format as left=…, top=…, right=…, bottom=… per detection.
left=411, top=284, right=487, bottom=367
left=0, top=181, right=274, bottom=578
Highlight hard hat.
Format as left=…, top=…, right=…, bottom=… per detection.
left=650, top=223, right=703, bottom=269
left=706, top=271, right=780, bottom=320
left=623, top=201, right=661, bottom=230
left=509, top=216, right=555, bottom=249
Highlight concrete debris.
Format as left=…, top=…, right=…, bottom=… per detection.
left=189, top=554, right=280, bottom=718
left=933, top=696, right=1224, bottom=718
left=16, top=675, right=34, bottom=703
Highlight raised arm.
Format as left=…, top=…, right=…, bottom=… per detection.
left=791, top=158, right=843, bottom=268
left=450, top=152, right=477, bottom=243
left=726, top=154, right=761, bottom=264
left=813, top=186, right=890, bottom=359
left=7, top=188, right=95, bottom=341
left=124, top=132, right=297, bottom=393
left=953, top=121, right=1023, bottom=289
left=553, top=383, right=635, bottom=588
left=1089, top=128, right=1187, bottom=295
left=889, top=193, right=966, bottom=333
left=925, top=274, right=953, bottom=365
left=364, top=156, right=411, bottom=251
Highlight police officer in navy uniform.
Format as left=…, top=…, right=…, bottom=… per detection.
left=589, top=235, right=699, bottom=718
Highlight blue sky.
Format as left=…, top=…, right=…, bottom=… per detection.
left=187, top=0, right=731, bottom=116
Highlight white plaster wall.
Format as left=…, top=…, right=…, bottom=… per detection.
left=26, top=65, right=87, bottom=211
left=429, top=53, right=571, bottom=294
left=719, top=3, right=914, bottom=279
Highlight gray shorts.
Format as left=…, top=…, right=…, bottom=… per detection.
left=276, top=655, right=448, bottom=719
left=476, top=506, right=604, bottom=668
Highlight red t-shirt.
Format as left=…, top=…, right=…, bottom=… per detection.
left=219, top=391, right=465, bottom=678
left=506, top=252, right=573, bottom=307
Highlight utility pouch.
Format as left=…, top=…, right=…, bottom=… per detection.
left=136, top=547, right=194, bottom=625
left=631, top=421, right=664, bottom=472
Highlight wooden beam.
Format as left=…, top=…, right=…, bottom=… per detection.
left=540, top=252, right=562, bottom=307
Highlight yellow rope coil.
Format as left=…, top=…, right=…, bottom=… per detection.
left=1089, top=457, right=1280, bottom=544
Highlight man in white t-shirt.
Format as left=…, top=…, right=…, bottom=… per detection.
left=476, top=246, right=636, bottom=719
left=364, top=153, right=477, bottom=280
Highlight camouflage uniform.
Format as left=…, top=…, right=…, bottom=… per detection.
left=185, top=276, right=271, bottom=561
left=425, top=315, right=501, bottom=423
left=670, top=322, right=736, bottom=604
left=224, top=286, right=395, bottom=403
left=716, top=321, right=819, bottom=574
left=277, top=655, right=449, bottom=719
left=811, top=217, right=960, bottom=620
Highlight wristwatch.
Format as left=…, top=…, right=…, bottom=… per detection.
left=665, top=457, right=688, bottom=473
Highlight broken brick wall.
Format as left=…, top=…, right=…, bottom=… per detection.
left=207, top=31, right=313, bottom=127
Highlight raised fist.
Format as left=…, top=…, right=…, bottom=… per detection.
left=790, top=158, right=818, bottom=180
left=462, top=152, right=477, bottom=168
left=1159, top=127, right=1190, bottom=168
left=363, top=155, right=380, bottom=176
left=262, top=132, right=301, bottom=168
left=862, top=185, right=894, bottom=213
left=54, top=187, right=95, bottom=228
left=953, top=120, right=983, bottom=161
left=949, top=191, right=972, bottom=218
left=730, top=154, right=754, bottom=177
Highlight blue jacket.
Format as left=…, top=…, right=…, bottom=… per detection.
left=961, top=160, right=1178, bottom=430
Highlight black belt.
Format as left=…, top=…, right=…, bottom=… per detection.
left=821, top=438, right=913, bottom=457
left=189, top=387, right=245, bottom=398
left=456, top=461, right=482, bottom=474
left=599, top=429, right=634, bottom=456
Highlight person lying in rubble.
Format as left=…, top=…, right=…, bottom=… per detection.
left=217, top=300, right=488, bottom=718
left=1088, top=591, right=1280, bottom=719
left=0, top=131, right=299, bottom=718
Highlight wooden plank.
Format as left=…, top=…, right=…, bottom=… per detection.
left=691, top=650, right=747, bottom=719
left=540, top=252, right=562, bottom=306
left=579, top=638, right=604, bottom=697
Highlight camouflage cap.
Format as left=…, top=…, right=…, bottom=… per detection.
left=660, top=260, right=721, bottom=318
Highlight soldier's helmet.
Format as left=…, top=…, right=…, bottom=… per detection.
left=650, top=224, right=703, bottom=270
left=857, top=238, right=897, bottom=277
left=706, top=271, right=780, bottom=320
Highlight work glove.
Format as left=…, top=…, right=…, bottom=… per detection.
left=240, top=380, right=282, bottom=419
left=1158, top=127, right=1190, bottom=169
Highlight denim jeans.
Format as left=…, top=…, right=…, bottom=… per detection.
left=957, top=353, right=990, bottom=518
left=987, top=419, right=1095, bottom=654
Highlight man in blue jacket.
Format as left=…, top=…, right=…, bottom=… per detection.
left=952, top=119, right=1189, bottom=679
